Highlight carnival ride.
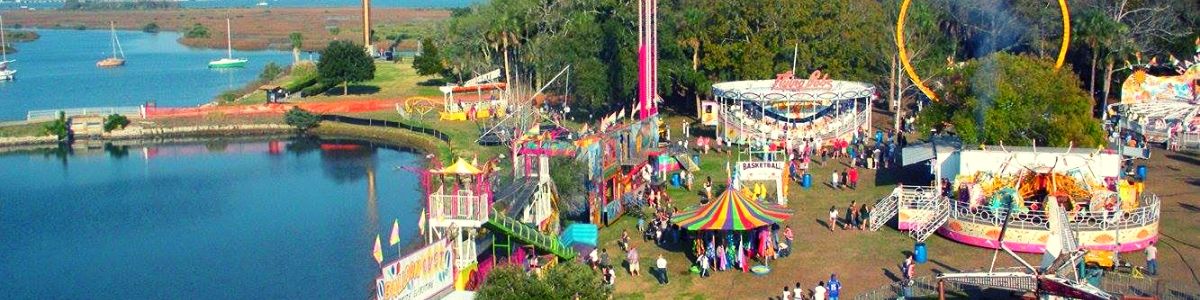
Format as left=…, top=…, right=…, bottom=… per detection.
left=1109, top=44, right=1200, bottom=150
left=438, top=69, right=509, bottom=121
left=872, top=143, right=1160, bottom=259
left=710, top=71, right=876, bottom=145
left=895, top=0, right=1071, bottom=102
left=935, top=195, right=1119, bottom=300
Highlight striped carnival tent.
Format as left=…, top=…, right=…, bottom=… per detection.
left=671, top=188, right=793, bottom=231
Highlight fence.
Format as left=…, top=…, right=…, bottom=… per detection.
left=319, top=114, right=450, bottom=144
left=27, top=106, right=144, bottom=122
left=854, top=269, right=1200, bottom=300
left=946, top=194, right=1161, bottom=231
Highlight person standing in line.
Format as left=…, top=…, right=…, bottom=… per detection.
left=1146, top=241, right=1158, bottom=275
left=813, top=281, right=827, bottom=300
left=782, top=225, right=794, bottom=257
left=656, top=254, right=669, bottom=284
left=828, top=206, right=839, bottom=231
left=827, top=273, right=842, bottom=300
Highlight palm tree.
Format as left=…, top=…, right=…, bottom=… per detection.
left=1074, top=10, right=1120, bottom=101
left=289, top=32, right=303, bottom=64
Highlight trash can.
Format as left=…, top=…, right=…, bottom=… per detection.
left=692, top=154, right=701, bottom=166
left=914, top=242, right=928, bottom=263
left=671, top=173, right=681, bottom=187
left=802, top=173, right=812, bottom=189
left=1136, top=165, right=1147, bottom=181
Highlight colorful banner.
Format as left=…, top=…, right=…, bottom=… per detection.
left=376, top=238, right=454, bottom=300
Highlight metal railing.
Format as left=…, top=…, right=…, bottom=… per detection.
left=946, top=194, right=1161, bottom=231
left=428, top=188, right=489, bottom=223
left=27, top=106, right=144, bottom=121
left=720, top=104, right=869, bottom=143
left=869, top=188, right=899, bottom=232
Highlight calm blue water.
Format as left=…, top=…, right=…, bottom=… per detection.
left=0, top=138, right=425, bottom=299
left=0, top=0, right=480, bottom=10
left=0, top=29, right=291, bottom=120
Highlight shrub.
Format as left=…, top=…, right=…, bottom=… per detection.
left=259, top=62, right=284, bottom=81
left=185, top=23, right=210, bottom=38
left=284, top=107, right=321, bottom=132
left=103, top=114, right=129, bottom=132
left=285, top=63, right=320, bottom=92
left=142, top=22, right=160, bottom=33
left=218, top=90, right=240, bottom=103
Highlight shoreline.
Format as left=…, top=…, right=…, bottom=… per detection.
left=2, top=7, right=448, bottom=52
left=0, top=119, right=444, bottom=156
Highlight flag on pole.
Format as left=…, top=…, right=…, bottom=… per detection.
left=418, top=208, right=427, bottom=236
left=372, top=234, right=384, bottom=264
left=388, top=219, right=401, bottom=246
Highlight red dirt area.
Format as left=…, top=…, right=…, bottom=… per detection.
left=145, top=99, right=400, bottom=118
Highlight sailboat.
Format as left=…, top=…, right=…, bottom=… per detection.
left=97, top=21, right=126, bottom=68
left=208, top=18, right=247, bottom=68
left=0, top=14, right=16, bottom=81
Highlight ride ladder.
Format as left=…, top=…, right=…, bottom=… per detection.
left=868, top=187, right=901, bottom=232
left=907, top=192, right=951, bottom=243
left=484, top=208, right=578, bottom=261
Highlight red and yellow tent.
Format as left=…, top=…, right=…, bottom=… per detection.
left=671, top=188, right=792, bottom=231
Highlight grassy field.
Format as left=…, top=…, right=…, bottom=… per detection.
left=300, top=62, right=442, bottom=101
left=2, top=8, right=448, bottom=51
left=0, top=122, right=51, bottom=138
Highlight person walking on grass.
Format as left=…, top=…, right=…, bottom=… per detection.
left=1146, top=241, right=1158, bottom=275
left=698, top=253, right=710, bottom=278
left=828, top=206, right=839, bottom=231
left=831, top=170, right=840, bottom=190
left=827, top=273, right=842, bottom=300
left=794, top=283, right=804, bottom=300
left=814, top=281, right=827, bottom=300
left=845, top=201, right=857, bottom=230
left=782, top=226, right=794, bottom=257
left=656, top=254, right=669, bottom=284
left=627, top=246, right=641, bottom=276
left=782, top=286, right=791, bottom=300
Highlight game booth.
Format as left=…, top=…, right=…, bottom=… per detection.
left=892, top=142, right=1161, bottom=255
left=709, top=70, right=876, bottom=145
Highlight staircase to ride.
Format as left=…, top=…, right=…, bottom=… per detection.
left=869, top=186, right=951, bottom=243
left=484, top=208, right=578, bottom=261
left=907, top=193, right=951, bottom=243
left=868, top=188, right=900, bottom=232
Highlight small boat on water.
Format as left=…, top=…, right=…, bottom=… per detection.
left=256, top=1, right=268, bottom=6
left=97, top=21, right=126, bottom=68
left=0, top=15, right=15, bottom=81
left=209, top=18, right=248, bottom=68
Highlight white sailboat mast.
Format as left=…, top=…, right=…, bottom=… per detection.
left=225, top=18, right=232, bottom=59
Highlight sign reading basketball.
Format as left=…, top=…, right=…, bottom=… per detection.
left=772, top=70, right=834, bottom=92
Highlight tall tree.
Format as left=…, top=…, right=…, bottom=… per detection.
left=317, top=40, right=376, bottom=95
left=412, top=38, right=445, bottom=77
left=918, top=53, right=1104, bottom=147
left=289, top=32, right=303, bottom=64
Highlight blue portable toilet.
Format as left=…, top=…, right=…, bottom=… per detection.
left=914, top=242, right=928, bottom=263
left=1136, top=165, right=1147, bottom=180
left=802, top=173, right=812, bottom=189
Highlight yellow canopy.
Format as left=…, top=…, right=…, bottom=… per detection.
left=434, top=157, right=483, bottom=175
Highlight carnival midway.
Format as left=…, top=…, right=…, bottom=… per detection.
left=363, top=1, right=1200, bottom=299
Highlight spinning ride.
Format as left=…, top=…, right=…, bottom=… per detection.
left=711, top=71, right=876, bottom=145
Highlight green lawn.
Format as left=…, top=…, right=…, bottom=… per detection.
left=0, top=122, right=51, bottom=138
left=299, top=61, right=442, bottom=101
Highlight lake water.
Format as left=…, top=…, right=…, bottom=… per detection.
left=0, top=137, right=425, bottom=298
left=0, top=29, right=291, bottom=121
